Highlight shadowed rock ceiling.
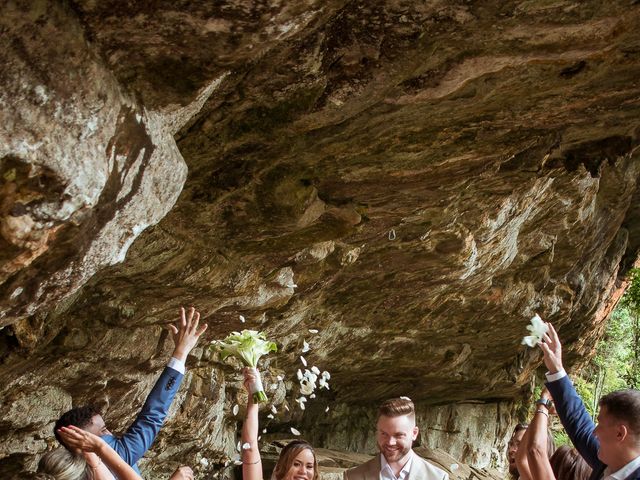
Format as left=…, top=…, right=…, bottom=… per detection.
left=2, top=0, right=640, bottom=477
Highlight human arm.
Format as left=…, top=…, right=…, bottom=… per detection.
left=57, top=426, right=142, bottom=480
left=242, top=367, right=263, bottom=480
left=108, top=307, right=208, bottom=466
left=515, top=426, right=533, bottom=480
left=539, top=323, right=602, bottom=469
left=525, top=391, right=555, bottom=480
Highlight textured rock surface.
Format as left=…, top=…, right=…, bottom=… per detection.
left=2, top=0, right=640, bottom=478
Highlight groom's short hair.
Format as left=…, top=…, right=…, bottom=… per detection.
left=378, top=397, right=415, bottom=421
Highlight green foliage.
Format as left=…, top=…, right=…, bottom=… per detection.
left=576, top=268, right=640, bottom=417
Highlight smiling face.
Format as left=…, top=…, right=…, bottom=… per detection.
left=376, top=414, right=419, bottom=464
left=282, top=448, right=316, bottom=480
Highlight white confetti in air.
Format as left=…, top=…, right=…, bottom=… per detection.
left=234, top=460, right=243, bottom=466
left=311, top=366, right=320, bottom=375
left=284, top=404, right=290, bottom=411
left=200, top=458, right=209, bottom=467
left=277, top=375, right=283, bottom=381
left=239, top=315, right=246, bottom=323
left=290, top=427, right=301, bottom=436
left=325, top=406, right=330, bottom=412
left=300, top=356, right=307, bottom=366
left=295, top=397, right=307, bottom=410
left=287, top=283, right=298, bottom=289
left=242, top=442, right=251, bottom=450
left=267, top=413, right=274, bottom=419
left=302, top=340, right=310, bottom=353
left=262, top=428, right=267, bottom=434
left=321, top=371, right=331, bottom=380
left=522, top=313, right=549, bottom=347
left=271, top=405, right=277, bottom=414
left=258, top=435, right=262, bottom=441
left=308, top=329, right=319, bottom=334
left=233, top=404, right=239, bottom=416
left=310, top=394, right=316, bottom=399
left=388, top=229, right=396, bottom=240
left=236, top=440, right=242, bottom=451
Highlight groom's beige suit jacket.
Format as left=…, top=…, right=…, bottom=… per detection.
left=343, top=453, right=449, bottom=480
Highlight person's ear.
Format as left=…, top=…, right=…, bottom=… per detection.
left=412, top=426, right=419, bottom=441
left=616, top=424, right=628, bottom=442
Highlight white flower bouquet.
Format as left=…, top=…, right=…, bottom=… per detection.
left=213, top=330, right=277, bottom=403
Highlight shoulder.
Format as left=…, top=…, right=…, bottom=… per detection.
left=413, top=455, right=449, bottom=480
left=345, top=457, right=378, bottom=477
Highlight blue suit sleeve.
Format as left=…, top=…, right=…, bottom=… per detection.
left=546, top=375, right=603, bottom=470
left=107, top=366, right=183, bottom=467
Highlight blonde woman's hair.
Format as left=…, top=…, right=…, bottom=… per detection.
left=272, top=440, right=319, bottom=480
left=38, top=447, right=92, bottom=480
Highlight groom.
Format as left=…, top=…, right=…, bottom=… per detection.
left=344, top=397, right=449, bottom=480
left=54, top=306, right=207, bottom=476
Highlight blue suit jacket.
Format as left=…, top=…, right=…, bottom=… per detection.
left=102, top=366, right=183, bottom=474
left=546, top=375, right=640, bottom=480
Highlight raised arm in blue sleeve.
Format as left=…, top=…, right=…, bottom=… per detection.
left=546, top=375, right=603, bottom=470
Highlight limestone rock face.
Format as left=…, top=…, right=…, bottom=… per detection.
left=2, top=0, right=640, bottom=478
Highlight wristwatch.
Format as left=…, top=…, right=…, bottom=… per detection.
left=536, top=398, right=553, bottom=409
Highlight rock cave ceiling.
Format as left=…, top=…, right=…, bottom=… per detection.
left=2, top=0, right=640, bottom=464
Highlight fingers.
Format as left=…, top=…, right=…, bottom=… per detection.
left=180, top=306, right=187, bottom=328
left=168, top=324, right=179, bottom=336
left=196, top=322, right=207, bottom=337
left=548, top=323, right=560, bottom=344
left=190, top=310, right=200, bottom=334
left=539, top=341, right=551, bottom=355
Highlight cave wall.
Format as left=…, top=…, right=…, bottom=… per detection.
left=2, top=0, right=640, bottom=478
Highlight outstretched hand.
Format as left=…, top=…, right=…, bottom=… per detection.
left=57, top=425, right=105, bottom=453
left=169, top=307, right=208, bottom=362
left=538, top=322, right=563, bottom=374
left=169, top=466, right=194, bottom=480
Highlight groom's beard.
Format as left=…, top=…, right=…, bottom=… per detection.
left=379, top=442, right=411, bottom=463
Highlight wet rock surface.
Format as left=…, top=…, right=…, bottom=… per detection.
left=2, top=0, right=640, bottom=477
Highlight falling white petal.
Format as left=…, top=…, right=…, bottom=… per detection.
left=522, top=314, right=549, bottom=348
left=271, top=405, right=277, bottom=414
left=297, top=369, right=303, bottom=380
left=277, top=375, right=283, bottom=381
left=300, top=381, right=315, bottom=395
left=234, top=460, right=243, bottom=466
left=262, top=428, right=267, bottom=434
left=290, top=427, right=301, bottom=436
left=242, top=442, right=251, bottom=450
left=302, top=340, right=310, bottom=353
left=287, top=283, right=298, bottom=289
left=321, top=371, right=331, bottom=380
left=311, top=366, right=320, bottom=375
left=236, top=440, right=242, bottom=451
left=284, top=404, right=290, bottom=411
left=267, top=413, right=274, bottom=419
left=239, top=315, right=246, bottom=323
left=308, top=329, right=319, bottom=334
left=233, top=404, right=239, bottom=416
left=258, top=436, right=262, bottom=441
left=325, top=406, right=330, bottom=412
left=300, top=356, right=307, bottom=367
left=310, top=394, right=316, bottom=399
left=200, top=458, right=209, bottom=467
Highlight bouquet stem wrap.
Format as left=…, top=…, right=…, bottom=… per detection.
left=247, top=367, right=266, bottom=403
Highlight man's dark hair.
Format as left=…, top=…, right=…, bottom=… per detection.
left=599, top=389, right=640, bottom=435
left=54, top=406, right=101, bottom=447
